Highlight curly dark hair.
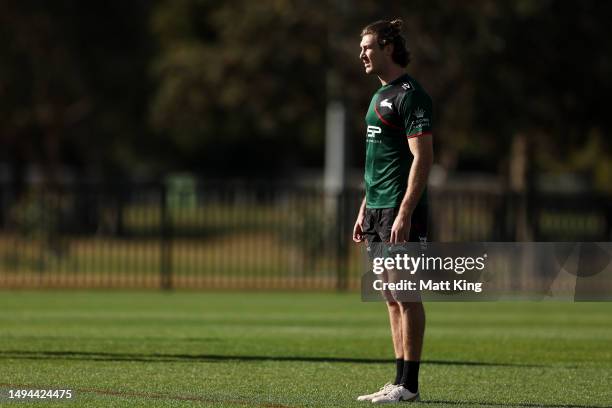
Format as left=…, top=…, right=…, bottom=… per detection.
left=360, top=19, right=411, bottom=67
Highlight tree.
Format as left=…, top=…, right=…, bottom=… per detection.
left=0, top=0, right=154, bottom=190
left=149, top=0, right=328, bottom=176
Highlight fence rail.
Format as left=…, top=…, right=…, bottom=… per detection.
left=0, top=181, right=610, bottom=289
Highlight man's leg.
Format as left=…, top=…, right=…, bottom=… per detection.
left=370, top=301, right=423, bottom=403
left=371, top=209, right=428, bottom=402
left=386, top=301, right=404, bottom=385
left=398, top=207, right=428, bottom=393
left=357, top=213, right=400, bottom=401
left=398, top=301, right=425, bottom=393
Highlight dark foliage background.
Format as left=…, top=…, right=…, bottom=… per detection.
left=1, top=0, right=611, bottom=189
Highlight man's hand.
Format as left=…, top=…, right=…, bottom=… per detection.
left=353, top=215, right=365, bottom=242
left=389, top=212, right=411, bottom=243
left=353, top=197, right=367, bottom=243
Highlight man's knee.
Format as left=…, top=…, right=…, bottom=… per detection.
left=398, top=301, right=424, bottom=313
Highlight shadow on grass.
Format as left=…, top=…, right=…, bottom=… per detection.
left=0, top=350, right=545, bottom=368
left=421, top=400, right=607, bottom=408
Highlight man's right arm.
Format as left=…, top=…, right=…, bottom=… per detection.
left=353, top=196, right=367, bottom=242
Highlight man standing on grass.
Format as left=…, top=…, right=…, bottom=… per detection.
left=352, top=19, right=433, bottom=404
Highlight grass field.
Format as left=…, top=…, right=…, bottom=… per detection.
left=0, top=292, right=611, bottom=407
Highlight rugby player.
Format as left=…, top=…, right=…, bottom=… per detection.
left=352, top=19, right=433, bottom=404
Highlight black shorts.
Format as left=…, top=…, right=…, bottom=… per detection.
left=362, top=206, right=427, bottom=302
left=362, top=206, right=428, bottom=245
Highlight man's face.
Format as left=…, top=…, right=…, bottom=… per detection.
left=359, top=34, right=390, bottom=75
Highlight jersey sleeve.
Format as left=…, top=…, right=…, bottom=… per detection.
left=399, top=90, right=433, bottom=138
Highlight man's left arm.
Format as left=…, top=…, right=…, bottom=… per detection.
left=390, top=135, right=433, bottom=243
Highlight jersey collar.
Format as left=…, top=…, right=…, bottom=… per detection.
left=380, top=73, right=410, bottom=89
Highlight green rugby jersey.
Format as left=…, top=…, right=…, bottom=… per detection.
left=364, top=74, right=432, bottom=209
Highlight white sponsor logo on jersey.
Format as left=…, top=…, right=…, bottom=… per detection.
left=401, top=82, right=411, bottom=90
left=366, top=125, right=382, bottom=138
left=414, top=107, right=425, bottom=118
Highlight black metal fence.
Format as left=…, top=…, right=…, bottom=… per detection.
left=0, top=181, right=610, bottom=289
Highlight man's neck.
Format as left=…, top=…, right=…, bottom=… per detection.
left=377, top=66, right=406, bottom=86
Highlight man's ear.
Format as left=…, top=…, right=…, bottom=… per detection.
left=383, top=43, right=394, bottom=58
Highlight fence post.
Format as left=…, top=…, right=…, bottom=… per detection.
left=160, top=182, right=172, bottom=290
left=335, top=189, right=349, bottom=291
left=606, top=194, right=612, bottom=240
left=497, top=189, right=511, bottom=241
left=114, top=183, right=125, bottom=238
